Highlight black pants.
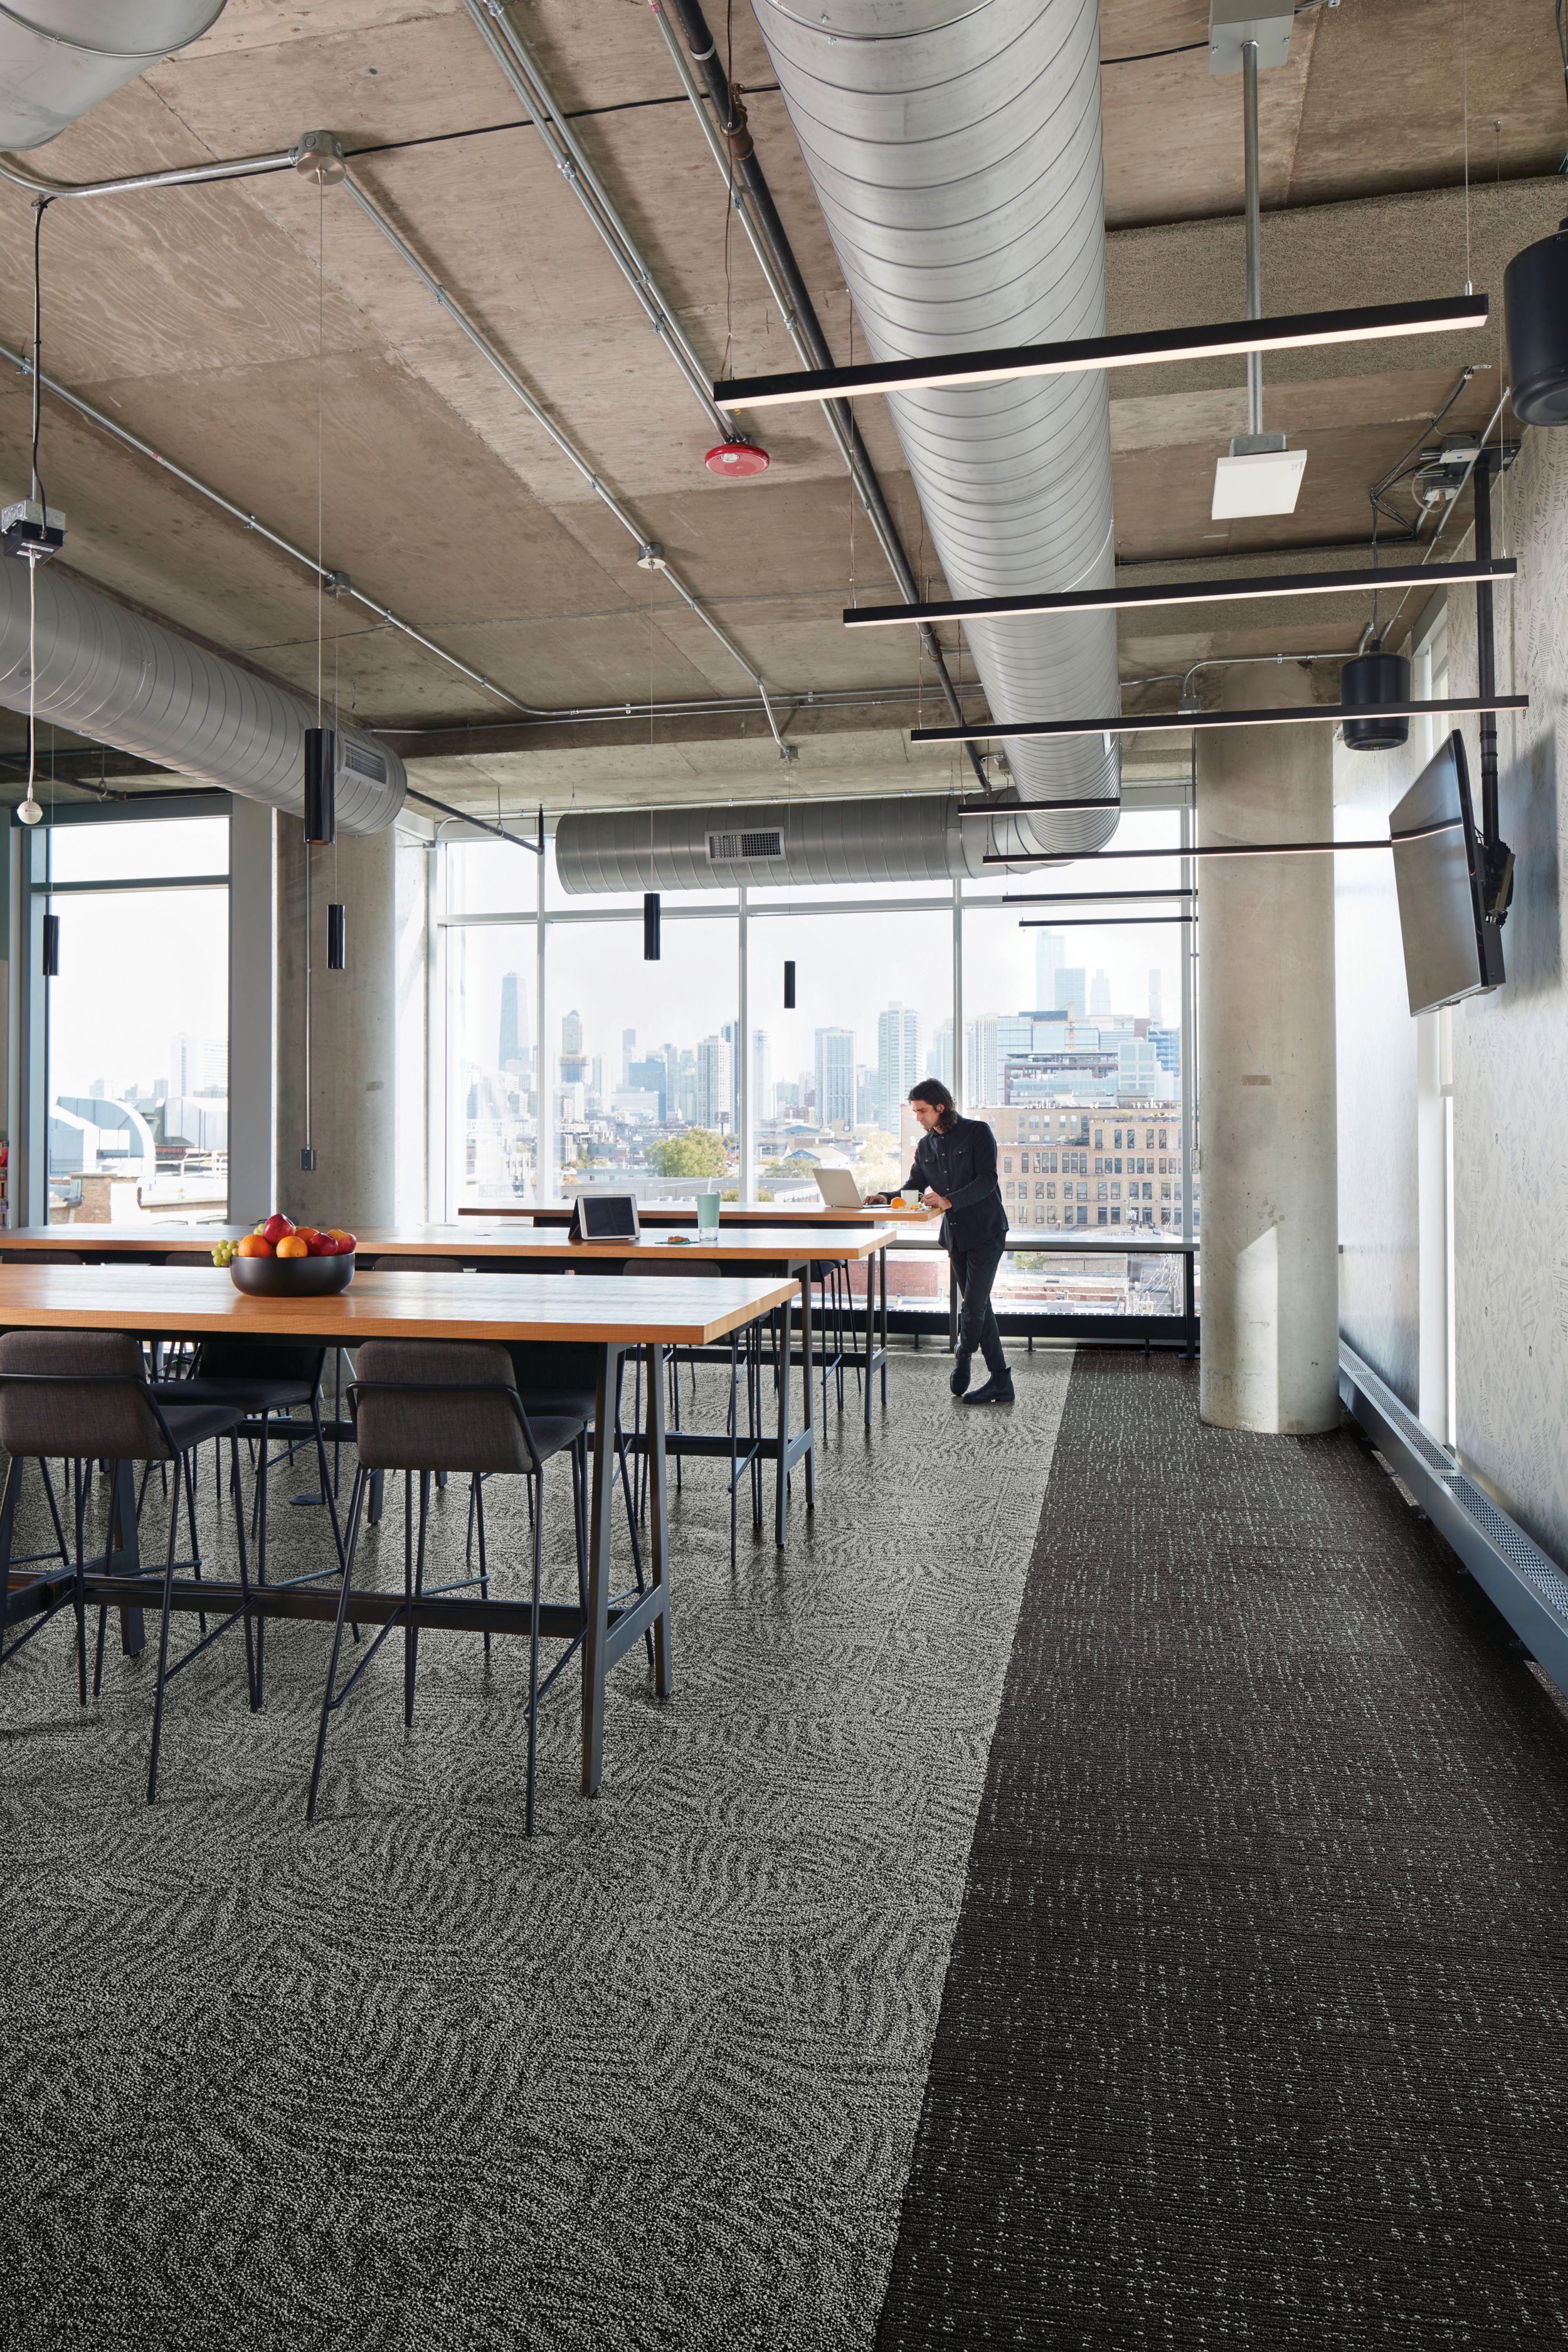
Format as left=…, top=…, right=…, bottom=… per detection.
left=952, top=1244, right=1007, bottom=1379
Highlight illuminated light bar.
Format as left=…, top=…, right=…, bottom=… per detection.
left=843, top=557, right=1515, bottom=632
left=716, top=294, right=1490, bottom=411
left=983, top=820, right=1463, bottom=869
left=912, top=694, right=1527, bottom=746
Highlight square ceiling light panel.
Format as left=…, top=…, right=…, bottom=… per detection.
left=1211, top=444, right=1308, bottom=519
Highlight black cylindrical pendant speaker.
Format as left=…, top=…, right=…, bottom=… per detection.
left=783, top=959, right=796, bottom=1009
left=1506, top=221, right=1568, bottom=426
left=303, top=726, right=337, bottom=844
left=326, top=903, right=346, bottom=970
left=41, top=911, right=58, bottom=977
left=643, top=891, right=661, bottom=960
left=1340, top=651, right=1411, bottom=751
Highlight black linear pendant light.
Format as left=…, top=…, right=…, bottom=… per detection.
left=783, top=959, right=796, bottom=1009
left=644, top=891, right=662, bottom=960
left=326, top=902, right=346, bottom=969
left=41, top=910, right=58, bottom=976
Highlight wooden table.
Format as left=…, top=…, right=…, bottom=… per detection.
left=3, top=1224, right=902, bottom=1520
left=0, top=1263, right=793, bottom=1798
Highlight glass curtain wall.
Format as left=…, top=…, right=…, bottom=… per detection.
left=436, top=818, right=1196, bottom=1325
left=39, top=812, right=231, bottom=1225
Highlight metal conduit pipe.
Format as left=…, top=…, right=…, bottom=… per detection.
left=336, top=152, right=788, bottom=752
left=458, top=0, right=732, bottom=442
left=0, top=554, right=405, bottom=830
left=559, top=0, right=1124, bottom=894
left=0, top=1, right=228, bottom=151
left=0, top=142, right=297, bottom=200
left=650, top=0, right=987, bottom=792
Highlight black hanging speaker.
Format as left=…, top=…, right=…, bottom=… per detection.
left=1340, top=650, right=1411, bottom=752
left=326, top=903, right=347, bottom=970
left=1506, top=220, right=1568, bottom=426
left=303, top=726, right=337, bottom=844
left=783, top=958, right=796, bottom=1010
left=643, top=891, right=661, bottom=961
left=41, top=911, right=58, bottom=977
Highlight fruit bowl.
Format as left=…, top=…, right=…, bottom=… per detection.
left=229, top=1251, right=354, bottom=1298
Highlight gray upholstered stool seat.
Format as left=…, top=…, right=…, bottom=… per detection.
left=308, top=1340, right=590, bottom=1831
left=0, top=1329, right=258, bottom=1800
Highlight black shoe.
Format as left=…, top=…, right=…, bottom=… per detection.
left=962, top=1372, right=1015, bottom=1407
left=950, top=1350, right=972, bottom=1397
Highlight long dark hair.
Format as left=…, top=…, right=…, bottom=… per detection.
left=909, top=1078, right=958, bottom=1133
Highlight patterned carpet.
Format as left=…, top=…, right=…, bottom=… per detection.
left=877, top=1352, right=1568, bottom=2350
left=0, top=1343, right=1069, bottom=2351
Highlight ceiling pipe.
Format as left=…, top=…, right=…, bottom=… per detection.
left=650, top=0, right=988, bottom=793
left=0, top=1, right=228, bottom=151
left=0, top=555, right=405, bottom=830
left=560, top=0, right=1125, bottom=894
left=458, top=0, right=731, bottom=442
left=334, top=142, right=791, bottom=753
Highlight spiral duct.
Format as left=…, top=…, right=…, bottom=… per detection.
left=558, top=0, right=1119, bottom=894
left=0, top=3, right=228, bottom=151
left=0, top=556, right=405, bottom=832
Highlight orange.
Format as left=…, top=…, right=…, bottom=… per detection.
left=238, top=1234, right=272, bottom=1259
left=275, top=1235, right=309, bottom=1259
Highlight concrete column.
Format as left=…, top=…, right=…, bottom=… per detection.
left=1197, top=661, right=1338, bottom=1433
left=274, top=824, right=396, bottom=1232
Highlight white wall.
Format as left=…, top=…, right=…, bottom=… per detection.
left=1443, top=425, right=1568, bottom=1557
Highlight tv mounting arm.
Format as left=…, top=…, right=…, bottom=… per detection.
left=1472, top=445, right=1518, bottom=926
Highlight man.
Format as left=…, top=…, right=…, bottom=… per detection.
left=871, top=1079, right=1012, bottom=1406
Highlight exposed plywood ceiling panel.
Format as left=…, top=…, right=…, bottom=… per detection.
left=0, top=0, right=1555, bottom=818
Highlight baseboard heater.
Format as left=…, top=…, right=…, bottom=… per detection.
left=1339, top=1341, right=1568, bottom=1700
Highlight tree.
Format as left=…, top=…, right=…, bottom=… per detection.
left=645, top=1129, right=730, bottom=1179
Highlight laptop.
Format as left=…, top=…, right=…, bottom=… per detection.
left=813, top=1168, right=864, bottom=1209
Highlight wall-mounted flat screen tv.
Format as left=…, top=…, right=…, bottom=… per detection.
left=1390, top=729, right=1505, bottom=1017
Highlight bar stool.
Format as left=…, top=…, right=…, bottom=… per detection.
left=310, top=1340, right=589, bottom=1831
left=0, top=1330, right=258, bottom=1800
left=149, top=1340, right=338, bottom=1703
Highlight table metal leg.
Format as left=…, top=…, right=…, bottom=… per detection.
left=880, top=1242, right=889, bottom=1404
left=863, top=1249, right=877, bottom=1430
left=1184, top=1246, right=1197, bottom=1360
left=644, top=1341, right=672, bottom=1701
left=107, top=1458, right=144, bottom=1658
left=581, top=1341, right=621, bottom=1797
left=774, top=1304, right=791, bottom=1547
left=800, top=1270, right=816, bottom=1512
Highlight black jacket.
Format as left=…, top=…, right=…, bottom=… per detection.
left=903, top=1116, right=1008, bottom=1251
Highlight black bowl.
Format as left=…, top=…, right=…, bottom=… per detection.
left=229, top=1251, right=354, bottom=1297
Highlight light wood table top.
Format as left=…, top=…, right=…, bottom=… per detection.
left=0, top=1263, right=795, bottom=1347
left=2, top=1223, right=898, bottom=1264
left=457, top=1202, right=938, bottom=1227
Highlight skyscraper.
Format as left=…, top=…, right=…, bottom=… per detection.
left=696, top=1033, right=734, bottom=1130
left=876, top=1002, right=920, bottom=1132
left=1090, top=968, right=1111, bottom=1016
left=1054, top=967, right=1086, bottom=1022
left=752, top=1028, right=772, bottom=1123
left=621, top=1026, right=637, bottom=1084
left=561, top=1009, right=583, bottom=1055
left=930, top=1019, right=955, bottom=1090
left=559, top=1007, right=588, bottom=1086
left=1034, top=928, right=1066, bottom=1011
left=815, top=1027, right=855, bottom=1128
left=499, top=972, right=527, bottom=1072
left=1148, top=968, right=1163, bottom=1022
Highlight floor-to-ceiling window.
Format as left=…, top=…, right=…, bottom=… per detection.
left=36, top=808, right=231, bottom=1226
left=433, top=810, right=1198, bottom=1327
left=960, top=807, right=1195, bottom=1318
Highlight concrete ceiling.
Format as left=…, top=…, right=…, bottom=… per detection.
left=0, top=0, right=1559, bottom=817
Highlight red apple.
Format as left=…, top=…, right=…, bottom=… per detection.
left=260, top=1212, right=295, bottom=1247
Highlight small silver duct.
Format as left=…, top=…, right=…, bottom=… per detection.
left=0, top=556, right=405, bottom=832
left=559, top=0, right=1120, bottom=896
left=0, top=3, right=228, bottom=151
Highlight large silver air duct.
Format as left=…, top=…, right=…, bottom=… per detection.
left=558, top=0, right=1119, bottom=896
left=0, top=3, right=228, bottom=151
left=0, top=557, right=405, bottom=832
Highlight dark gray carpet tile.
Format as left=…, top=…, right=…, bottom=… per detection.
left=0, top=1347, right=1069, bottom=2351
left=877, top=1351, right=1568, bottom=2352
